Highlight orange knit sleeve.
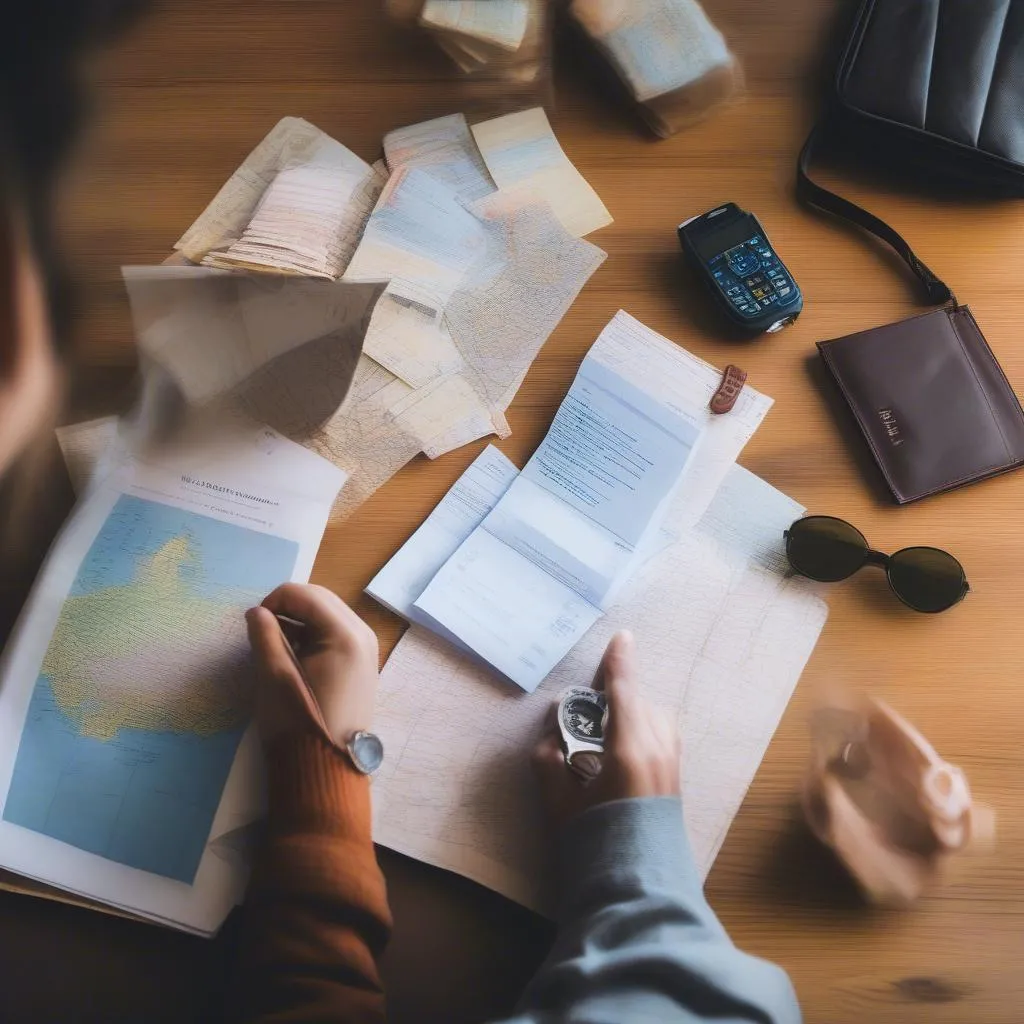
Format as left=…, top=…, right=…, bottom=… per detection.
left=229, top=724, right=391, bottom=1023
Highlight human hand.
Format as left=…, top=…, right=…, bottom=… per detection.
left=246, top=583, right=379, bottom=748
left=532, top=631, right=681, bottom=828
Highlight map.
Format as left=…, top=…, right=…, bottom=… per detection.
left=2, top=495, right=298, bottom=884
left=371, top=468, right=828, bottom=915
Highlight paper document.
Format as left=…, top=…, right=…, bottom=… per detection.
left=446, top=193, right=607, bottom=413
left=471, top=107, right=612, bottom=237
left=372, top=467, right=827, bottom=915
left=362, top=289, right=465, bottom=389
left=0, top=417, right=344, bottom=935
left=367, top=444, right=518, bottom=623
left=175, top=117, right=381, bottom=270
left=384, top=113, right=497, bottom=203
left=421, top=1, right=531, bottom=52
left=343, top=167, right=487, bottom=315
left=414, top=316, right=709, bottom=692
left=204, top=147, right=386, bottom=279
left=291, top=196, right=603, bottom=518
left=592, top=310, right=773, bottom=534
left=368, top=443, right=679, bottom=623
left=122, top=266, right=382, bottom=406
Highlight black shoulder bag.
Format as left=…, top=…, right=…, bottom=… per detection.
left=797, top=0, right=1024, bottom=504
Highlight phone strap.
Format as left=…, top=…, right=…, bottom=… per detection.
left=797, top=124, right=956, bottom=307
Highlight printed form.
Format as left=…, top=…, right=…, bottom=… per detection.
left=413, top=321, right=704, bottom=691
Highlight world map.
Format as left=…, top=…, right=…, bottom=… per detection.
left=2, top=495, right=298, bottom=884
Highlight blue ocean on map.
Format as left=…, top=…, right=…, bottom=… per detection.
left=2, top=495, right=299, bottom=884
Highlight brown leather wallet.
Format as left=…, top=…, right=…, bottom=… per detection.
left=817, top=305, right=1024, bottom=503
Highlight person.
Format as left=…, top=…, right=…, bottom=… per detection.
left=239, top=583, right=802, bottom=1023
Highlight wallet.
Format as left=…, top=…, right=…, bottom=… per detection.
left=817, top=305, right=1024, bottom=503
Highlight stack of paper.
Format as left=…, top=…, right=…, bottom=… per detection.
left=175, top=118, right=387, bottom=278
left=162, top=110, right=608, bottom=519
left=0, top=414, right=346, bottom=934
left=369, top=310, right=775, bottom=691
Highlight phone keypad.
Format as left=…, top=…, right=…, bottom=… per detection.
left=708, top=235, right=796, bottom=319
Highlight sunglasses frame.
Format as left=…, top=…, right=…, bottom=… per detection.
left=784, top=515, right=970, bottom=614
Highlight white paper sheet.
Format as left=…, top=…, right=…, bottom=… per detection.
left=121, top=266, right=383, bottom=406
left=592, top=311, right=773, bottom=535
left=384, top=113, right=497, bottom=204
left=446, top=194, right=607, bottom=414
left=372, top=468, right=827, bottom=915
left=0, top=416, right=344, bottom=935
left=367, top=445, right=519, bottom=622
left=362, top=289, right=466, bottom=389
left=343, top=167, right=487, bottom=316
left=415, top=315, right=715, bottom=692
left=471, top=107, right=612, bottom=237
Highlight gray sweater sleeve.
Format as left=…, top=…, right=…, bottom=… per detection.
left=497, top=797, right=801, bottom=1024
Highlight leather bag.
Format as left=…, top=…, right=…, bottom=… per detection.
left=799, top=0, right=1024, bottom=502
left=800, top=0, right=1024, bottom=301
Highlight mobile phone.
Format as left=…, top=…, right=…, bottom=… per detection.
left=678, top=203, right=802, bottom=334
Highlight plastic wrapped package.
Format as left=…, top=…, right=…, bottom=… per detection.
left=803, top=687, right=994, bottom=906
left=568, top=0, right=743, bottom=138
left=384, top=1, right=555, bottom=112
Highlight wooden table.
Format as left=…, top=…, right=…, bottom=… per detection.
left=3, top=1, right=1022, bottom=1021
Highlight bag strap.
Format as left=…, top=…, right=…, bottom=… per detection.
left=797, top=124, right=956, bottom=306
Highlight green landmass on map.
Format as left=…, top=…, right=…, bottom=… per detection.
left=42, top=535, right=255, bottom=741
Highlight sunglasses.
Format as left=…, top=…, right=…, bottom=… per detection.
left=784, top=516, right=969, bottom=614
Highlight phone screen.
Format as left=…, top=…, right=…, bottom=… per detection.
left=689, top=214, right=759, bottom=262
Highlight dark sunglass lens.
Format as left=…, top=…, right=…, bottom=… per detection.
left=887, top=547, right=967, bottom=613
left=786, top=517, right=869, bottom=582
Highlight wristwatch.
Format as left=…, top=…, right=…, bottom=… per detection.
left=557, top=687, right=608, bottom=781
left=345, top=730, right=385, bottom=775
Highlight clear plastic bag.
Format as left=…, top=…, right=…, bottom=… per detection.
left=567, top=0, right=743, bottom=137
left=384, top=0, right=555, bottom=115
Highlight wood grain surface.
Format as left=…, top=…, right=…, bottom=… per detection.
left=2, top=1, right=1022, bottom=1021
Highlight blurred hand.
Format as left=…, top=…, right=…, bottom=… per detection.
left=532, top=631, right=681, bottom=828
left=246, top=583, right=379, bottom=748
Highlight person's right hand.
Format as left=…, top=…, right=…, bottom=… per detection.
left=246, top=583, right=380, bottom=749
left=532, top=630, right=681, bottom=829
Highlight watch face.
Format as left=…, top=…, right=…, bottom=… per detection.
left=558, top=688, right=607, bottom=745
left=347, top=731, right=384, bottom=775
